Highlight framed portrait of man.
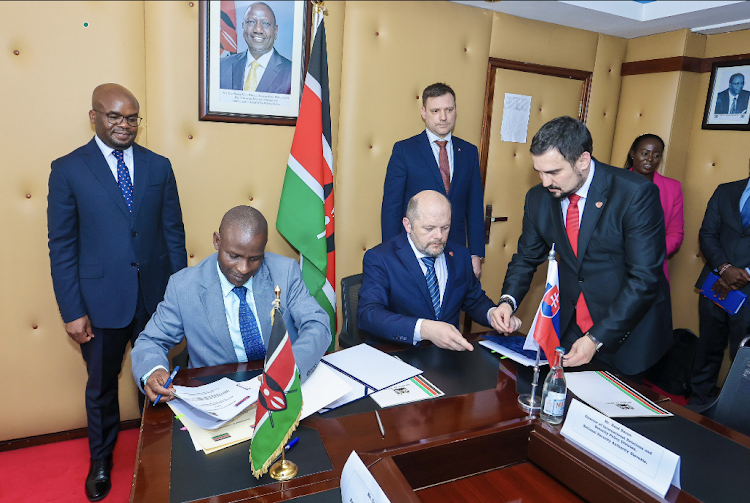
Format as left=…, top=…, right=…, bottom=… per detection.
left=702, top=59, right=750, bottom=131
left=199, top=0, right=311, bottom=125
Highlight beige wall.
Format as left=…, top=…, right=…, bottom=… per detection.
left=4, top=0, right=748, bottom=442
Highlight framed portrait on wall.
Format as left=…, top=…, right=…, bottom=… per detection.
left=702, top=59, right=750, bottom=131
left=199, top=0, right=312, bottom=125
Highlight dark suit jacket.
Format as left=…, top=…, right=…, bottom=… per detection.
left=358, top=233, right=496, bottom=345
left=219, top=49, right=292, bottom=94
left=695, top=178, right=750, bottom=296
left=715, top=89, right=750, bottom=114
left=501, top=160, right=672, bottom=375
left=48, top=137, right=187, bottom=329
left=381, top=131, right=485, bottom=257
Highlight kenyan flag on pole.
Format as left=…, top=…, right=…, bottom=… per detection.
left=250, top=301, right=302, bottom=478
left=277, top=9, right=335, bottom=350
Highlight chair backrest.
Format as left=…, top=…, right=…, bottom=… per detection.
left=712, top=345, right=750, bottom=437
left=339, top=273, right=366, bottom=348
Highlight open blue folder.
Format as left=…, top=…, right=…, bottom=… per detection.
left=700, top=272, right=747, bottom=315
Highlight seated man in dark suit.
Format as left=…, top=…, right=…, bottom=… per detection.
left=219, top=2, right=292, bottom=94
left=359, top=190, right=505, bottom=350
left=131, top=206, right=331, bottom=403
left=715, top=73, right=750, bottom=114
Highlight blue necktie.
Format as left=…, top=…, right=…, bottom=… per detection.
left=112, top=150, right=133, bottom=212
left=421, top=257, right=441, bottom=320
left=741, top=195, right=750, bottom=229
left=232, top=286, right=266, bottom=361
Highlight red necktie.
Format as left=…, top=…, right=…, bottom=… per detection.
left=566, top=194, right=594, bottom=333
left=435, top=140, right=451, bottom=195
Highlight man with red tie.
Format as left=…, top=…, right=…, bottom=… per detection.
left=490, top=117, right=673, bottom=379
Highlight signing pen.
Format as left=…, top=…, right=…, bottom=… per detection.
left=271, top=437, right=300, bottom=463
left=154, top=366, right=180, bottom=406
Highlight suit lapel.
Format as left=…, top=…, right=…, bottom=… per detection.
left=577, top=163, right=609, bottom=267
left=728, top=178, right=748, bottom=228
left=253, top=259, right=275, bottom=347
left=233, top=51, right=247, bottom=89
left=199, top=256, right=238, bottom=360
left=257, top=50, right=281, bottom=92
left=82, top=138, right=131, bottom=218
left=130, top=145, right=148, bottom=221
left=449, top=139, right=463, bottom=197
left=396, top=236, right=434, bottom=313
left=417, top=131, right=446, bottom=193
left=443, top=247, right=456, bottom=318
left=549, top=197, right=576, bottom=268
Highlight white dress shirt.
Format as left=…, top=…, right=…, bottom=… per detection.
left=94, top=134, right=134, bottom=184
left=242, top=49, right=274, bottom=91
left=424, top=129, right=454, bottom=180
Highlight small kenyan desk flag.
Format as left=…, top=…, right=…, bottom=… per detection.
left=250, top=288, right=302, bottom=478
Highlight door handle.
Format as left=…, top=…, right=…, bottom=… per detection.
left=485, top=204, right=507, bottom=244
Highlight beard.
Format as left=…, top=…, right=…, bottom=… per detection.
left=547, top=167, right=586, bottom=200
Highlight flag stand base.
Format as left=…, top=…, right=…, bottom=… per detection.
left=517, top=393, right=541, bottom=413
left=270, top=450, right=298, bottom=481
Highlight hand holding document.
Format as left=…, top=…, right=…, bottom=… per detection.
left=172, top=377, right=260, bottom=423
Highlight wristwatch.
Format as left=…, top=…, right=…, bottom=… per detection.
left=585, top=332, right=603, bottom=352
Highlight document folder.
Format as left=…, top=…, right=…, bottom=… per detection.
left=699, top=271, right=747, bottom=315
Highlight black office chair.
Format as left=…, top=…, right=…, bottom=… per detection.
left=338, top=273, right=370, bottom=348
left=700, top=336, right=750, bottom=437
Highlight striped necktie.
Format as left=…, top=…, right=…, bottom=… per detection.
left=421, top=256, right=441, bottom=320
left=232, top=286, right=266, bottom=360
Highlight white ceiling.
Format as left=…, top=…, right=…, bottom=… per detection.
left=452, top=0, right=750, bottom=39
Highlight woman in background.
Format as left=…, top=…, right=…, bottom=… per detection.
left=625, top=134, right=684, bottom=283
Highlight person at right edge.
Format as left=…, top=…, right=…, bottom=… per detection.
left=491, top=117, right=673, bottom=381
left=689, top=175, right=750, bottom=406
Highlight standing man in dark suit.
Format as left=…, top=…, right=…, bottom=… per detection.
left=361, top=190, right=504, bottom=349
left=690, top=177, right=750, bottom=406
left=219, top=2, right=292, bottom=94
left=492, top=117, right=672, bottom=379
left=714, top=73, right=750, bottom=114
left=48, top=83, right=186, bottom=501
left=381, top=83, right=485, bottom=278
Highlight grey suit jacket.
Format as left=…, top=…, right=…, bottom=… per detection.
left=131, top=252, right=331, bottom=390
left=219, top=49, right=293, bottom=94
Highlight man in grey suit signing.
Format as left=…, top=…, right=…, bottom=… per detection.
left=131, top=205, right=331, bottom=402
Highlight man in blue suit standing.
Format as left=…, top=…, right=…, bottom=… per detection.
left=48, top=83, right=186, bottom=501
left=381, top=83, right=485, bottom=278
left=361, top=191, right=505, bottom=350
left=219, top=2, right=292, bottom=94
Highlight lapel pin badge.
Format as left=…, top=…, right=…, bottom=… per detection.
left=595, top=201, right=603, bottom=208
left=449, top=251, right=454, bottom=256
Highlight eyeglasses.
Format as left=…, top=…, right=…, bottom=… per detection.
left=92, top=109, right=142, bottom=127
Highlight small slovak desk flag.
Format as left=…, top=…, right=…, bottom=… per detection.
left=523, top=244, right=562, bottom=363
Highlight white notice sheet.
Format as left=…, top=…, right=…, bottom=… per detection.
left=500, top=93, right=532, bottom=143
left=172, top=377, right=258, bottom=422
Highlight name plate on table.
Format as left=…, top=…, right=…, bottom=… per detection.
left=561, top=399, right=681, bottom=497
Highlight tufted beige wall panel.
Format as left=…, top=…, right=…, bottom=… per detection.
left=489, top=13, right=598, bottom=72
left=587, top=34, right=628, bottom=164
left=0, top=1, right=147, bottom=441
left=624, top=29, right=690, bottom=62
left=334, top=1, right=493, bottom=297
left=482, top=70, right=584, bottom=329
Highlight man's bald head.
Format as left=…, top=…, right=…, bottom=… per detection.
left=403, top=191, right=452, bottom=258
left=89, top=83, right=140, bottom=150
left=219, top=205, right=268, bottom=239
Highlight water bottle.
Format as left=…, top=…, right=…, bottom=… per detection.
left=541, top=347, right=567, bottom=425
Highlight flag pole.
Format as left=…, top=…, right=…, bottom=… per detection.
left=517, top=244, right=557, bottom=413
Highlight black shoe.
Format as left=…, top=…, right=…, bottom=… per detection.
left=85, top=456, right=112, bottom=501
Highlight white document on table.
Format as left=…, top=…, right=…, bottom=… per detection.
left=370, top=375, right=444, bottom=408
left=561, top=399, right=681, bottom=498
left=172, top=377, right=259, bottom=422
left=340, top=451, right=392, bottom=503
left=500, top=93, right=532, bottom=143
left=566, top=371, right=672, bottom=418
left=319, top=344, right=423, bottom=411
left=170, top=401, right=257, bottom=453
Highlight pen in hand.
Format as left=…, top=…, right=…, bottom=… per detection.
left=154, top=366, right=180, bottom=406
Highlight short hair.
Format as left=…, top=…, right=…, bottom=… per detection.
left=624, top=133, right=665, bottom=170
left=219, top=205, right=268, bottom=237
left=422, top=83, right=456, bottom=107
left=405, top=191, right=451, bottom=223
left=529, top=116, right=593, bottom=166
left=730, top=73, right=745, bottom=83
left=244, top=2, right=276, bottom=26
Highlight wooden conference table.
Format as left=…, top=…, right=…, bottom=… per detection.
left=130, top=335, right=750, bottom=503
